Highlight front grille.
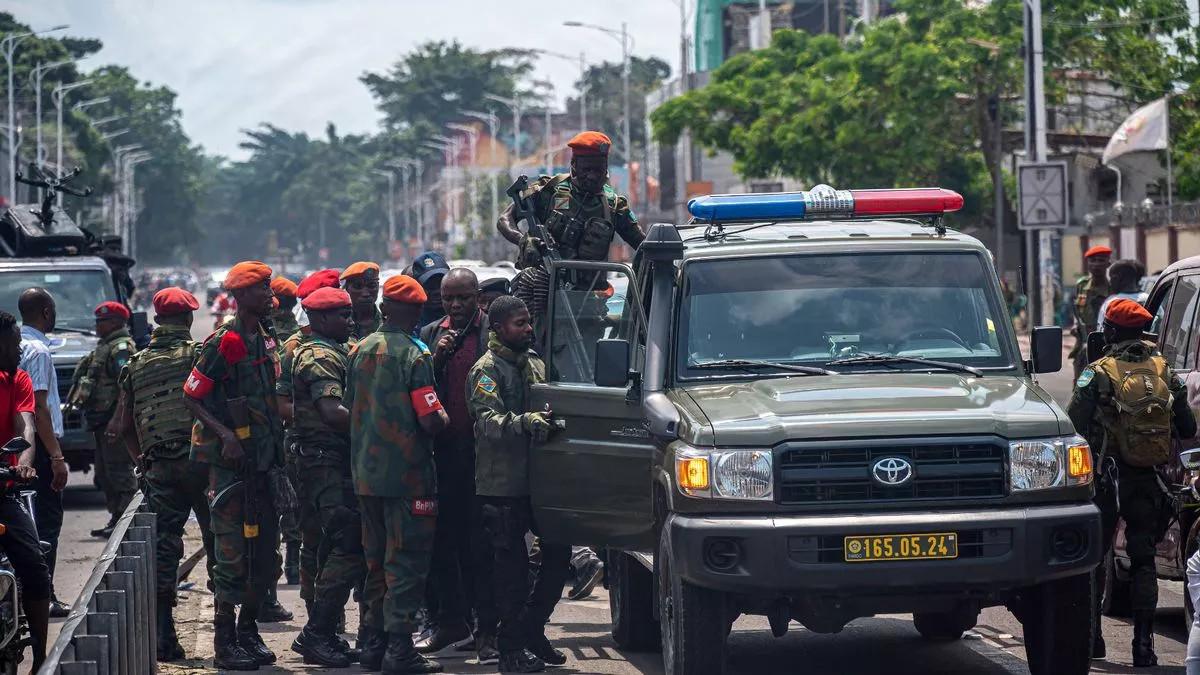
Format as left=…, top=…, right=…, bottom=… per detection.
left=53, top=366, right=74, bottom=401
left=777, top=439, right=1006, bottom=504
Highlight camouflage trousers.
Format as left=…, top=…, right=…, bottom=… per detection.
left=296, top=457, right=364, bottom=609
left=280, top=444, right=302, bottom=547
left=206, top=464, right=279, bottom=607
left=287, top=452, right=323, bottom=602
left=359, top=496, right=436, bottom=635
left=93, top=431, right=137, bottom=519
left=144, top=455, right=215, bottom=604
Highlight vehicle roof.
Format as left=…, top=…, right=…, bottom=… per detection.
left=1161, top=254, right=1200, bottom=277
left=676, top=219, right=988, bottom=261
left=0, top=256, right=110, bottom=270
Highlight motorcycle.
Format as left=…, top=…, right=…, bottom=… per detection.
left=0, top=437, right=41, bottom=675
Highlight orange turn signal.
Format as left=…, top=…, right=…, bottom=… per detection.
left=1068, top=443, right=1092, bottom=479
left=677, top=457, right=710, bottom=490
left=0, top=523, right=8, bottom=536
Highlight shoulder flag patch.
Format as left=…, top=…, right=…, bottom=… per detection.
left=1076, top=368, right=1095, bottom=389
left=477, top=374, right=497, bottom=395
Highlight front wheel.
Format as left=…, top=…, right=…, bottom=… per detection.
left=1020, top=573, right=1093, bottom=675
left=610, top=550, right=660, bottom=651
left=658, top=523, right=727, bottom=675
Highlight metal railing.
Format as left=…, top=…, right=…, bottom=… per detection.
left=1083, top=200, right=1200, bottom=230
left=39, top=493, right=157, bottom=674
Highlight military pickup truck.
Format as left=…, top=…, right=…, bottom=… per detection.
left=525, top=186, right=1102, bottom=675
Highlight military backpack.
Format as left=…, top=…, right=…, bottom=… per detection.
left=128, top=339, right=196, bottom=458
left=1095, top=353, right=1173, bottom=467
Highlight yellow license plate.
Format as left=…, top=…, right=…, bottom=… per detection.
left=844, top=532, right=958, bottom=562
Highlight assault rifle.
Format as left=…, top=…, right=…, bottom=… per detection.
left=506, top=176, right=592, bottom=381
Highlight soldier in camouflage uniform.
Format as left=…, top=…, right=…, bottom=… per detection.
left=270, top=276, right=301, bottom=339
left=347, top=274, right=448, bottom=674
left=287, top=287, right=363, bottom=667
left=268, top=276, right=303, bottom=597
left=468, top=296, right=569, bottom=674
left=1069, top=298, right=1197, bottom=666
left=1069, top=245, right=1113, bottom=378
left=183, top=261, right=284, bottom=671
left=111, top=287, right=214, bottom=662
left=342, top=262, right=383, bottom=341
left=67, top=301, right=137, bottom=538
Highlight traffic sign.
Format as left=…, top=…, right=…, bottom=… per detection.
left=1017, top=161, right=1068, bottom=229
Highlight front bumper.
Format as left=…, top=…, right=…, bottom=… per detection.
left=669, top=502, right=1101, bottom=596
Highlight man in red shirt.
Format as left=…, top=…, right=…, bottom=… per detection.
left=0, top=310, right=51, bottom=669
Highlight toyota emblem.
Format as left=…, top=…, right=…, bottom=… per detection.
left=871, top=457, right=914, bottom=487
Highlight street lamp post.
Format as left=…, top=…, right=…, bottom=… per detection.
left=534, top=49, right=589, bottom=132
left=111, top=144, right=142, bottom=236
left=30, top=59, right=76, bottom=169
left=564, top=21, right=633, bottom=165
left=462, top=111, right=501, bottom=227
left=52, top=79, right=93, bottom=172
left=4, top=26, right=69, bottom=199
left=122, top=152, right=151, bottom=257
left=485, top=93, right=523, bottom=164
left=423, top=139, right=455, bottom=245
left=372, top=169, right=396, bottom=242
left=447, top=122, right=480, bottom=235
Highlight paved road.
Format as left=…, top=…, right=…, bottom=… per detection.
left=44, top=329, right=1193, bottom=674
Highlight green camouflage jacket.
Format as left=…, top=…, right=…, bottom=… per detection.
left=345, top=326, right=438, bottom=498
left=467, top=337, right=546, bottom=497
left=526, top=174, right=644, bottom=263
left=186, top=316, right=283, bottom=472
left=70, top=327, right=136, bottom=429
left=291, top=333, right=351, bottom=463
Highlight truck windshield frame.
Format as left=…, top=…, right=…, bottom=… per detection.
left=674, top=250, right=1017, bottom=381
left=0, top=267, right=118, bottom=333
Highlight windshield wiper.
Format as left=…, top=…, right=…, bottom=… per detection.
left=692, top=359, right=836, bottom=376
left=52, top=326, right=96, bottom=337
left=825, top=354, right=983, bottom=377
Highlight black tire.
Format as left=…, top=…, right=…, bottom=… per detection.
left=658, top=523, right=727, bottom=675
left=1101, top=548, right=1133, bottom=617
left=1021, top=573, right=1093, bottom=675
left=912, top=608, right=977, bottom=642
left=610, top=550, right=661, bottom=651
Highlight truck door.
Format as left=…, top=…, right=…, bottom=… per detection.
left=528, top=260, right=656, bottom=551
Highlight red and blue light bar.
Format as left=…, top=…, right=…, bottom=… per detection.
left=687, top=185, right=965, bottom=221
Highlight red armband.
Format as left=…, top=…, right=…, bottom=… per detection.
left=410, top=385, right=443, bottom=417
left=184, top=368, right=215, bottom=399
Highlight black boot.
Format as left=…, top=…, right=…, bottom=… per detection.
left=259, top=585, right=293, bottom=623
left=285, top=541, right=300, bottom=585
left=213, top=603, right=258, bottom=671
left=156, top=601, right=185, bottom=662
left=382, top=632, right=443, bottom=674
left=359, top=627, right=387, bottom=671
left=292, top=600, right=351, bottom=667
left=415, top=622, right=470, bottom=654
left=1092, top=631, right=1106, bottom=660
left=498, top=649, right=545, bottom=673
left=1132, top=610, right=1157, bottom=667
left=526, top=634, right=566, bottom=666
left=236, top=607, right=277, bottom=666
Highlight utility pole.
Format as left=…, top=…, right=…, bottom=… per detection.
left=1023, top=0, right=1053, bottom=326
left=463, top=111, right=501, bottom=227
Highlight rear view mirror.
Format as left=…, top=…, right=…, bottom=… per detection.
left=594, top=339, right=631, bottom=387
left=1030, top=326, right=1062, bottom=374
left=1, top=437, right=30, bottom=455
left=1182, top=448, right=1200, bottom=470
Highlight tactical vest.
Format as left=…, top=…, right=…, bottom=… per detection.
left=542, top=176, right=616, bottom=262
left=73, top=330, right=136, bottom=428
left=1096, top=353, right=1173, bottom=468
left=127, top=338, right=196, bottom=459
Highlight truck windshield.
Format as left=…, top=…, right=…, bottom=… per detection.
left=0, top=268, right=118, bottom=333
left=678, top=251, right=1014, bottom=378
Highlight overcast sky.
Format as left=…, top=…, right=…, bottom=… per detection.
left=10, top=0, right=687, bottom=159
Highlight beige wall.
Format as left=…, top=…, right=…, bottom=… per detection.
left=1145, top=229, right=1171, bottom=275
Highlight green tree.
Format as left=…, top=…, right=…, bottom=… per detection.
left=564, top=56, right=671, bottom=163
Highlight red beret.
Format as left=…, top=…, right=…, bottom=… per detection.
left=301, top=287, right=352, bottom=312
left=382, top=275, right=427, bottom=304
left=224, top=261, right=273, bottom=290
left=270, top=277, right=298, bottom=298
left=1105, top=298, right=1153, bottom=328
left=94, top=301, right=130, bottom=321
left=152, top=287, right=199, bottom=316
left=297, top=269, right=342, bottom=299
left=1084, top=245, right=1113, bottom=259
left=567, top=131, right=612, bottom=157
left=340, top=262, right=380, bottom=281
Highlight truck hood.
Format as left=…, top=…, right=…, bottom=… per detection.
left=679, top=372, right=1068, bottom=447
left=45, top=332, right=98, bottom=367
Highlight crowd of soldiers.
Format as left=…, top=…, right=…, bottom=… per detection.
left=29, top=130, right=643, bottom=675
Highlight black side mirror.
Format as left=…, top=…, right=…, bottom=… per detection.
left=130, top=311, right=150, bottom=349
left=594, top=339, right=631, bottom=387
left=1086, top=330, right=1106, bottom=364
left=1, top=437, right=30, bottom=455
left=1030, top=326, right=1063, bottom=374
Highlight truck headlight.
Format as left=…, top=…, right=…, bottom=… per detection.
left=1010, top=435, right=1092, bottom=491
left=675, top=446, right=773, bottom=501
